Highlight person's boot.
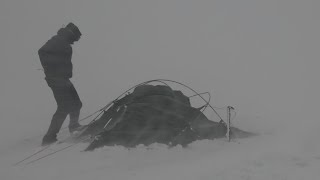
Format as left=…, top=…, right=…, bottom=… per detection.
left=69, top=123, right=86, bottom=135
left=41, top=134, right=57, bottom=146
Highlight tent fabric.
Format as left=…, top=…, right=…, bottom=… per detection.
left=82, top=85, right=228, bottom=151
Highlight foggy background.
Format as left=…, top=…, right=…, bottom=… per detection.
left=0, top=0, right=319, bottom=154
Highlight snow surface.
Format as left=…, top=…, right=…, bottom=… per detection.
left=1, top=129, right=320, bottom=180
left=1, top=0, right=320, bottom=179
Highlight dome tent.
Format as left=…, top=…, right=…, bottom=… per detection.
left=77, top=79, right=252, bottom=151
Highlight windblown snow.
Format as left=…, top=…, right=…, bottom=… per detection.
left=1, top=0, right=320, bottom=179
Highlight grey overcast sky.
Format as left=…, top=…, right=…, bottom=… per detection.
left=0, top=0, right=319, bottom=145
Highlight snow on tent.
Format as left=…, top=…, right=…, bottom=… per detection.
left=77, top=79, right=253, bottom=151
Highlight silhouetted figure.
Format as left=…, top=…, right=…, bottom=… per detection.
left=38, top=23, right=83, bottom=146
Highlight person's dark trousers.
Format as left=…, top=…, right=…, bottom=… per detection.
left=44, top=78, right=82, bottom=140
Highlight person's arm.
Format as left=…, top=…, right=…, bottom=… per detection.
left=38, top=40, right=72, bottom=65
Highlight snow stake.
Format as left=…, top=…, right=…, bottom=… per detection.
left=227, top=106, right=234, bottom=142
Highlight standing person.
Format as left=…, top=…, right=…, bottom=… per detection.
left=38, top=23, right=84, bottom=146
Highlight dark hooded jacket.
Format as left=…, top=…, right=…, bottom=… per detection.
left=38, top=28, right=74, bottom=79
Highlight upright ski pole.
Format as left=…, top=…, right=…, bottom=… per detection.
left=227, top=106, right=234, bottom=142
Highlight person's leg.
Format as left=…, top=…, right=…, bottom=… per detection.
left=42, top=81, right=71, bottom=145
left=43, top=108, right=69, bottom=143
left=69, top=110, right=81, bottom=129
left=67, top=81, right=83, bottom=131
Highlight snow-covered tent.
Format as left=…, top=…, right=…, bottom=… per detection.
left=77, top=80, right=252, bottom=151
